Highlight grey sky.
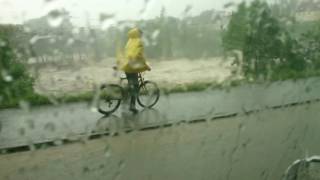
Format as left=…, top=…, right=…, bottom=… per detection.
left=0, top=0, right=253, bottom=26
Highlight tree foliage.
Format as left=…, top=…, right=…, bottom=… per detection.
left=0, top=25, right=35, bottom=105
left=223, top=0, right=311, bottom=80
left=222, top=2, right=248, bottom=52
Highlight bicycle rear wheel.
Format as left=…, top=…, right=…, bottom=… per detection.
left=137, top=81, right=160, bottom=108
left=97, top=84, right=124, bottom=115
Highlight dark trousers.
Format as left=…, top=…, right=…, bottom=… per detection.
left=125, top=73, right=139, bottom=108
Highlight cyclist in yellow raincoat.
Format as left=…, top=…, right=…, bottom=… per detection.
left=117, top=27, right=151, bottom=113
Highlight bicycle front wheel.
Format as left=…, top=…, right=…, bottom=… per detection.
left=97, top=84, right=124, bottom=115
left=137, top=81, right=160, bottom=108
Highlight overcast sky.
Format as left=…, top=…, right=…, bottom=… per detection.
left=0, top=0, right=256, bottom=26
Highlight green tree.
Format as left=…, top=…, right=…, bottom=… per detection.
left=299, top=21, right=320, bottom=70
left=222, top=2, right=248, bottom=52
left=0, top=25, right=35, bottom=105
left=223, top=0, right=307, bottom=80
left=243, top=1, right=284, bottom=78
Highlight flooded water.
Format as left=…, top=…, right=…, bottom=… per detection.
left=33, top=58, right=235, bottom=95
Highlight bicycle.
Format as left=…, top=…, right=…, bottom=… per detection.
left=97, top=71, right=160, bottom=115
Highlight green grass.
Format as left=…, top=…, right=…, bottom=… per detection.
left=0, top=80, right=239, bottom=110
left=160, top=80, right=244, bottom=94
left=0, top=92, right=95, bottom=110
left=1, top=70, right=320, bottom=110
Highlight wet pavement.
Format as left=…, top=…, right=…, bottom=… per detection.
left=1, top=77, right=320, bottom=150
left=0, top=100, right=319, bottom=180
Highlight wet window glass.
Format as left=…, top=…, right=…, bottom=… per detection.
left=0, top=0, right=320, bottom=179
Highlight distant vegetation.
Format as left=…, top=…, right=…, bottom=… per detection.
left=1, top=8, right=227, bottom=64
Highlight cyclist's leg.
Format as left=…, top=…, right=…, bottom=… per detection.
left=125, top=73, right=139, bottom=111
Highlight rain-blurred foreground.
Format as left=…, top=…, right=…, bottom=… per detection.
left=0, top=98, right=319, bottom=180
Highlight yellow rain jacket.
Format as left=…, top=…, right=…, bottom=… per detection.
left=117, top=28, right=151, bottom=73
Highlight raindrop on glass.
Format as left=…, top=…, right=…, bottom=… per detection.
left=19, top=100, right=30, bottom=111
left=19, top=128, right=26, bottom=136
left=53, top=139, right=63, bottom=146
left=104, top=145, right=112, bottom=158
left=1, top=71, right=13, bottom=82
left=0, top=39, right=6, bottom=47
left=44, top=122, right=56, bottom=132
left=30, top=35, right=42, bottom=45
left=47, top=10, right=64, bottom=28
left=151, top=29, right=160, bottom=41
left=118, top=160, right=125, bottom=170
left=82, top=166, right=90, bottom=174
left=26, top=119, right=35, bottom=129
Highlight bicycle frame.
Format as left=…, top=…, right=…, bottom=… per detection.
left=138, top=73, right=148, bottom=92
left=97, top=69, right=159, bottom=115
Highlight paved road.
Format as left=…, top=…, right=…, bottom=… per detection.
left=1, top=77, right=320, bottom=150
left=0, top=100, right=320, bottom=180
